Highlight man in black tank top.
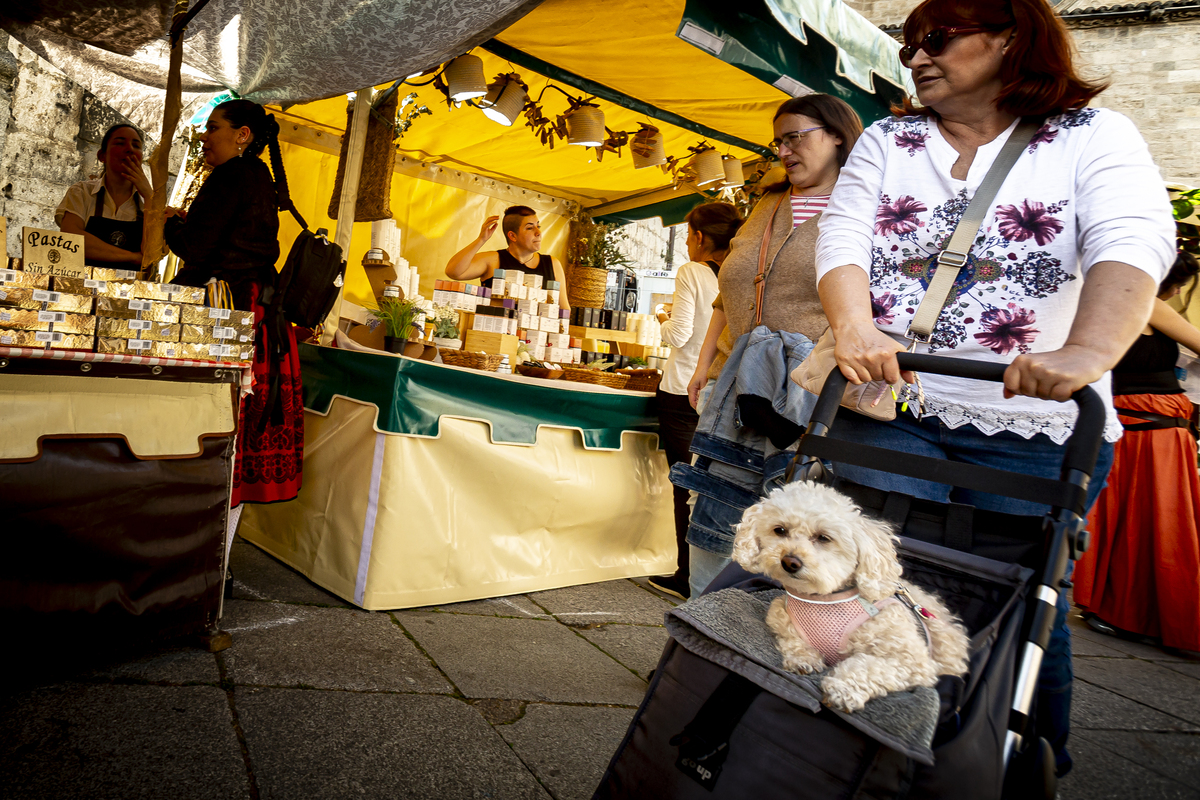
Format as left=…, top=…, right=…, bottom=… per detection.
left=445, top=204, right=571, bottom=310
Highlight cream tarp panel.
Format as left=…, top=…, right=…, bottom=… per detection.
left=0, top=373, right=235, bottom=461
left=275, top=139, right=569, bottom=309
left=240, top=397, right=676, bottom=610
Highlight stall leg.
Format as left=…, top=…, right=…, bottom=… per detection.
left=200, top=627, right=233, bottom=652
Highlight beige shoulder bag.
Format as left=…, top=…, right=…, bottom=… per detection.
left=790, top=117, right=1045, bottom=421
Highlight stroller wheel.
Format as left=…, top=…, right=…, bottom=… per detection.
left=1002, top=736, right=1056, bottom=800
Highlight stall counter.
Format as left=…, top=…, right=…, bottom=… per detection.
left=0, top=347, right=243, bottom=637
left=240, top=343, right=676, bottom=610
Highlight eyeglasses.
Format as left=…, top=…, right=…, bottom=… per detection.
left=899, top=26, right=990, bottom=67
left=768, top=126, right=825, bottom=156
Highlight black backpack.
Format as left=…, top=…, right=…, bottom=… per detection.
left=276, top=207, right=346, bottom=328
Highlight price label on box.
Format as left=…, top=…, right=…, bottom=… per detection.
left=22, top=227, right=86, bottom=278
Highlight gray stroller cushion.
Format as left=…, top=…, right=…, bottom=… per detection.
left=667, top=586, right=940, bottom=765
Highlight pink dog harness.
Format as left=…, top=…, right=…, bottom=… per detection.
left=785, top=588, right=934, bottom=666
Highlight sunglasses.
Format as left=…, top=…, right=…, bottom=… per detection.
left=768, top=126, right=826, bottom=156
left=899, top=26, right=991, bottom=67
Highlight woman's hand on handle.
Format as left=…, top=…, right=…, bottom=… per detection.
left=832, top=321, right=911, bottom=386
left=1003, top=345, right=1114, bottom=402
left=1002, top=261, right=1158, bottom=402
left=819, top=265, right=913, bottom=386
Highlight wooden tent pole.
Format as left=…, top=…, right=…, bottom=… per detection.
left=320, top=88, right=374, bottom=346
left=142, top=0, right=189, bottom=271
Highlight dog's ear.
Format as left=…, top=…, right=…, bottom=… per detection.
left=731, top=502, right=766, bottom=569
left=854, top=515, right=903, bottom=602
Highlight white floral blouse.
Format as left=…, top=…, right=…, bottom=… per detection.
left=817, top=109, right=1176, bottom=443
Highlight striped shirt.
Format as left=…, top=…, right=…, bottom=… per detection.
left=791, top=192, right=830, bottom=227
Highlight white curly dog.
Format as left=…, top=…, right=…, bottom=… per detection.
left=731, top=481, right=971, bottom=713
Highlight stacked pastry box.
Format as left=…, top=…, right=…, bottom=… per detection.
left=0, top=260, right=96, bottom=350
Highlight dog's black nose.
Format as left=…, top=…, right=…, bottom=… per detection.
left=781, top=555, right=803, bottom=574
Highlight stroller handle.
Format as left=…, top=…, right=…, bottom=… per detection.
left=809, top=352, right=1106, bottom=481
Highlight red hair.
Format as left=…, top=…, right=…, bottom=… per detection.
left=895, top=0, right=1107, bottom=118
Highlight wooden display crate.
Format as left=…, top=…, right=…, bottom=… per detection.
left=568, top=325, right=634, bottom=344
left=462, top=329, right=518, bottom=362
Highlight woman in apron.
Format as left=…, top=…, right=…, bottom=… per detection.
left=55, top=123, right=149, bottom=269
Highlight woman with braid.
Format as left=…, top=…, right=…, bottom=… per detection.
left=165, top=99, right=303, bottom=509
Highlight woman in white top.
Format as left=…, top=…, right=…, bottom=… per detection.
left=55, top=123, right=152, bottom=268
left=648, top=202, right=744, bottom=600
left=815, top=0, right=1174, bottom=777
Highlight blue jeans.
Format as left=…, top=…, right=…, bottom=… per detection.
left=688, top=545, right=731, bottom=599
left=826, top=409, right=1114, bottom=777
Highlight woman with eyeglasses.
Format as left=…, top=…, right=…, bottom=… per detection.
left=679, top=94, right=863, bottom=598
left=814, top=0, right=1175, bottom=779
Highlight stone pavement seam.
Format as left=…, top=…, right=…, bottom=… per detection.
left=485, top=716, right=556, bottom=799
left=216, top=651, right=262, bottom=800
left=1075, top=667, right=1200, bottom=733
left=387, top=610, right=469, bottom=700
left=412, top=607, right=556, bottom=621
left=1072, top=728, right=1200, bottom=793
left=523, top=594, right=650, bottom=685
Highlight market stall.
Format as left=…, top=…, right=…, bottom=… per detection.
left=0, top=0, right=910, bottom=615
left=240, top=344, right=674, bottom=609
left=0, top=346, right=244, bottom=639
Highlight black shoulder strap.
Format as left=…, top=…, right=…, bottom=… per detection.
left=286, top=204, right=308, bottom=232
left=94, top=184, right=107, bottom=221
left=705, top=259, right=720, bottom=278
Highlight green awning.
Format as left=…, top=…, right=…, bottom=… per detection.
left=679, top=0, right=909, bottom=127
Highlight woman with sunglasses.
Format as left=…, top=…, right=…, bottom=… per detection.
left=679, top=94, right=862, bottom=598
left=815, top=0, right=1175, bottom=779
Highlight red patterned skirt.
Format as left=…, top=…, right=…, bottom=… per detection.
left=1075, top=392, right=1200, bottom=651
left=231, top=284, right=303, bottom=506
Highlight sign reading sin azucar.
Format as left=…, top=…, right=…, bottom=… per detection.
left=23, top=226, right=85, bottom=278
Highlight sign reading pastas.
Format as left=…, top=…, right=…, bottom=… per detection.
left=22, top=227, right=85, bottom=278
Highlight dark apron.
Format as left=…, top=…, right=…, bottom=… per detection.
left=84, top=184, right=143, bottom=267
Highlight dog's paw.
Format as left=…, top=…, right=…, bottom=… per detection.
left=821, top=675, right=872, bottom=713
left=781, top=651, right=825, bottom=675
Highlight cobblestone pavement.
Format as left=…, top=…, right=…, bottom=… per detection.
left=2, top=539, right=1197, bottom=799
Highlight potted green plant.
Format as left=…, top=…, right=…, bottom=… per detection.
left=430, top=305, right=462, bottom=351
left=366, top=296, right=426, bottom=357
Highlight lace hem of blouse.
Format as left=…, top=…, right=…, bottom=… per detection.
left=920, top=393, right=1123, bottom=445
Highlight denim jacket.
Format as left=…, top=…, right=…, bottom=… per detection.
left=670, top=326, right=817, bottom=555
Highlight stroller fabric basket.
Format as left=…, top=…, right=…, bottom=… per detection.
left=593, top=539, right=1032, bottom=800
left=595, top=353, right=1104, bottom=800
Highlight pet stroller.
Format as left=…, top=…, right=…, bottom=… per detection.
left=593, top=353, right=1103, bottom=800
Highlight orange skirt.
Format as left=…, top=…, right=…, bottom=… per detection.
left=1075, top=393, right=1200, bottom=651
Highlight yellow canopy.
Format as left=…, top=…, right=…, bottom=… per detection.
left=263, top=0, right=900, bottom=307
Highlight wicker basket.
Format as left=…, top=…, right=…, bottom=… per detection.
left=568, top=266, right=607, bottom=309
left=615, top=368, right=662, bottom=392
left=561, top=367, right=630, bottom=389
left=441, top=350, right=503, bottom=371
left=516, top=364, right=565, bottom=380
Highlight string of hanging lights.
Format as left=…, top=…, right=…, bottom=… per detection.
left=422, top=52, right=752, bottom=190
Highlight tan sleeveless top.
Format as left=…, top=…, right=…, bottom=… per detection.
left=709, top=191, right=828, bottom=381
